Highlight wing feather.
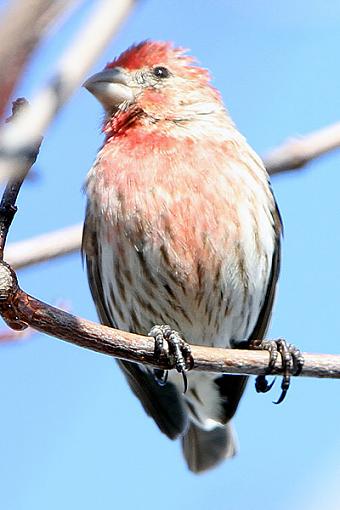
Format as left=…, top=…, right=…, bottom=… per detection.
left=82, top=208, right=188, bottom=439
left=216, top=199, right=282, bottom=423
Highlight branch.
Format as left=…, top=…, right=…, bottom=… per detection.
left=0, top=0, right=136, bottom=182
left=5, top=224, right=82, bottom=270
left=0, top=262, right=339, bottom=378
left=264, top=121, right=340, bottom=175
left=0, top=0, right=77, bottom=121
left=0, top=99, right=42, bottom=258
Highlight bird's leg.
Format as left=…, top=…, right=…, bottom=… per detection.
left=249, top=338, right=304, bottom=404
left=149, top=324, right=194, bottom=393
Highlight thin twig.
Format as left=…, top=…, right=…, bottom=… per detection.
left=0, top=0, right=136, bottom=182
left=0, top=262, right=338, bottom=378
left=264, top=122, right=340, bottom=175
left=0, top=99, right=42, bottom=259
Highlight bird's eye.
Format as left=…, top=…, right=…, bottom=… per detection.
left=152, top=66, right=170, bottom=79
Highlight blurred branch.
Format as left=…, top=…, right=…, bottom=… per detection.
left=0, top=324, right=34, bottom=343
left=0, top=0, right=77, bottom=121
left=5, top=224, right=82, bottom=270
left=264, top=121, right=340, bottom=175
left=0, top=0, right=136, bottom=182
left=0, top=262, right=339, bottom=378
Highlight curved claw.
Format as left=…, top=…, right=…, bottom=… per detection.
left=273, top=388, right=288, bottom=405
left=273, top=376, right=290, bottom=404
left=255, top=375, right=276, bottom=393
left=181, top=371, right=188, bottom=394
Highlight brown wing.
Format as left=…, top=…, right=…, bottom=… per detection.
left=81, top=208, right=112, bottom=327
left=82, top=207, right=188, bottom=439
left=215, top=198, right=282, bottom=422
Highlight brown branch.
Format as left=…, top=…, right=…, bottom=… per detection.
left=264, top=121, right=340, bottom=175
left=0, top=262, right=339, bottom=378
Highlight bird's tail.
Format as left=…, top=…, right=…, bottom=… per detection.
left=181, top=422, right=237, bottom=473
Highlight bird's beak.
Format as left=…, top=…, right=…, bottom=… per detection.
left=83, top=68, right=135, bottom=111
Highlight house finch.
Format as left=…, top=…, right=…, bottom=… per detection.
left=82, top=41, right=302, bottom=472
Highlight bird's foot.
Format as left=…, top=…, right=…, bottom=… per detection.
left=149, top=324, right=194, bottom=393
left=249, top=338, right=304, bottom=404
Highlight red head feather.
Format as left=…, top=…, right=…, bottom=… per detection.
left=106, top=40, right=211, bottom=82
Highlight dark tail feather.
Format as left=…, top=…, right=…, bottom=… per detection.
left=118, top=360, right=188, bottom=439
left=182, top=422, right=236, bottom=473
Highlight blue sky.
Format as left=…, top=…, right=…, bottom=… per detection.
left=0, top=1, right=339, bottom=509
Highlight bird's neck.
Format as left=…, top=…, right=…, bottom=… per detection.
left=102, top=104, right=235, bottom=143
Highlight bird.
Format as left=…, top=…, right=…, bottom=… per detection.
left=82, top=41, right=302, bottom=473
